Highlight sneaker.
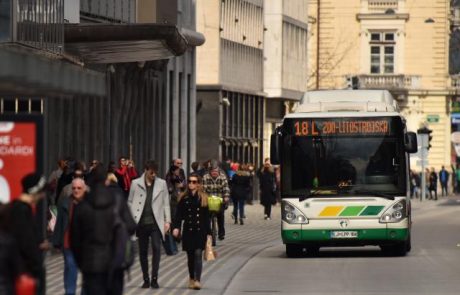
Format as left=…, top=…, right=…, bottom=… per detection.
left=141, top=279, right=150, bottom=289
left=239, top=218, right=244, bottom=225
left=234, top=219, right=238, bottom=224
left=151, top=278, right=159, bottom=289
left=193, top=281, right=202, bottom=290
left=218, top=236, right=225, bottom=241
left=266, top=217, right=271, bottom=220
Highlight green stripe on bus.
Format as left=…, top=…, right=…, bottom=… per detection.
left=359, top=206, right=385, bottom=216
left=339, top=206, right=365, bottom=216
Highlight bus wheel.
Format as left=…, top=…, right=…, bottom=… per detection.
left=381, top=242, right=407, bottom=257
left=286, top=244, right=303, bottom=258
left=306, top=246, right=320, bottom=257
left=406, top=234, right=412, bottom=252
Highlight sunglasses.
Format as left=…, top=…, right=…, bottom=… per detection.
left=72, top=187, right=83, bottom=190
left=188, top=180, right=198, bottom=184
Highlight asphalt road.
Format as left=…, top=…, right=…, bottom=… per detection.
left=224, top=196, right=460, bottom=295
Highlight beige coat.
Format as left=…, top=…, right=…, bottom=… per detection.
left=128, top=173, right=171, bottom=240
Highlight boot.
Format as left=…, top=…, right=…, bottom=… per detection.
left=234, top=219, right=238, bottom=224
left=151, top=277, right=159, bottom=289
left=193, top=281, right=202, bottom=290
left=188, top=278, right=195, bottom=289
left=141, top=279, right=150, bottom=289
left=239, top=218, right=244, bottom=225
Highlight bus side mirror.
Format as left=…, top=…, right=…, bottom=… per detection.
left=405, top=132, right=418, bottom=153
left=270, top=128, right=282, bottom=165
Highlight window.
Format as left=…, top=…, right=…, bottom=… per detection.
left=369, top=32, right=395, bottom=74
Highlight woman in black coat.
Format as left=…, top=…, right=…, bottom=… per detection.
left=257, top=160, right=276, bottom=220
left=172, top=173, right=211, bottom=290
left=231, top=165, right=252, bottom=225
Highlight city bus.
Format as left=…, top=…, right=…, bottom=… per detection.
left=270, top=90, right=418, bottom=257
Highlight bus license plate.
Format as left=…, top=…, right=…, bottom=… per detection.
left=331, top=231, right=358, bottom=239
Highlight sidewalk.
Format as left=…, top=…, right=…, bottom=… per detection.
left=45, top=203, right=282, bottom=295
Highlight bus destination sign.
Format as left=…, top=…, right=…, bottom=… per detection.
left=292, top=118, right=391, bottom=137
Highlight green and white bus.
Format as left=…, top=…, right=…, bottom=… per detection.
left=270, top=90, right=418, bottom=257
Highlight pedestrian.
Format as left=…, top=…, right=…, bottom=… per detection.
left=71, top=166, right=136, bottom=295
left=0, top=203, right=21, bottom=295
left=47, top=159, right=66, bottom=205
left=114, top=156, right=138, bottom=197
left=127, top=160, right=171, bottom=289
left=172, top=173, right=211, bottom=290
left=56, top=158, right=77, bottom=204
left=429, top=167, right=438, bottom=200
left=172, top=158, right=187, bottom=180
left=230, top=164, right=251, bottom=225
left=202, top=164, right=230, bottom=240
left=439, top=165, right=449, bottom=197
left=257, top=158, right=276, bottom=220
left=52, top=178, right=87, bottom=295
left=246, top=163, right=255, bottom=205
left=58, top=168, right=85, bottom=206
left=9, top=173, right=50, bottom=295
left=166, top=164, right=186, bottom=215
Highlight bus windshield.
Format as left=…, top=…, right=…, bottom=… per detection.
left=281, top=116, right=406, bottom=197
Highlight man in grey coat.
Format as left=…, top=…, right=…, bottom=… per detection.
left=128, top=160, right=171, bottom=289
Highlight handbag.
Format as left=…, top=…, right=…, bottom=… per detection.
left=163, top=231, right=178, bottom=256
left=204, top=236, right=217, bottom=261
left=15, top=273, right=36, bottom=295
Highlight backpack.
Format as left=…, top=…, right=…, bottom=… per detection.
left=111, top=194, right=135, bottom=272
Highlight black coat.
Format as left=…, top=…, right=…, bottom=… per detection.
left=0, top=231, right=21, bottom=295
left=71, top=184, right=136, bottom=274
left=173, top=192, right=211, bottom=251
left=9, top=200, right=43, bottom=278
left=258, top=169, right=276, bottom=206
left=231, top=172, right=252, bottom=201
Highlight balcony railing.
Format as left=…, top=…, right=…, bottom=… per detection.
left=15, top=0, right=64, bottom=54
left=80, top=0, right=136, bottom=23
left=367, top=0, right=399, bottom=11
left=349, top=74, right=421, bottom=90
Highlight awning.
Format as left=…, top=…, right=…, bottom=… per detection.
left=0, top=45, right=106, bottom=97
left=65, top=23, right=205, bottom=64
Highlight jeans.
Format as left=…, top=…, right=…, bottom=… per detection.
left=232, top=199, right=245, bottom=219
left=137, top=224, right=162, bottom=281
left=63, top=249, right=79, bottom=295
left=186, top=249, right=203, bottom=281
left=441, top=182, right=448, bottom=196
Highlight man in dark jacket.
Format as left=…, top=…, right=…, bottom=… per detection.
left=257, top=159, right=276, bottom=220
left=52, top=178, right=87, bottom=295
left=439, top=166, right=449, bottom=197
left=9, top=173, right=49, bottom=295
left=71, top=166, right=136, bottom=295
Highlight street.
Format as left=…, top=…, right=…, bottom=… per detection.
left=45, top=196, right=460, bottom=295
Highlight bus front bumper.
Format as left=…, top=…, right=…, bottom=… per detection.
left=282, top=221, right=409, bottom=246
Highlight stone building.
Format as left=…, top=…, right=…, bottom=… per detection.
left=308, top=0, right=454, bottom=170
left=196, top=0, right=309, bottom=166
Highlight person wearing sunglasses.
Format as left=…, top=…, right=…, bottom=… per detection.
left=172, top=174, right=211, bottom=290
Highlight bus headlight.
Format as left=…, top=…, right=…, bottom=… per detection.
left=282, top=201, right=308, bottom=224
left=379, top=200, right=407, bottom=223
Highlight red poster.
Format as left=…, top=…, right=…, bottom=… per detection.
left=0, top=122, right=37, bottom=203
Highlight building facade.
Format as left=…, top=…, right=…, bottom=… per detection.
left=196, top=0, right=265, bottom=165
left=263, top=0, right=309, bottom=158
left=308, top=0, right=453, bottom=170
left=196, top=0, right=309, bottom=166
left=1, top=0, right=204, bottom=176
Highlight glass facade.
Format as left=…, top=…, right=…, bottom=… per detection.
left=0, top=0, right=11, bottom=42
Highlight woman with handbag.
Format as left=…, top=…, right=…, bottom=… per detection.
left=172, top=173, right=211, bottom=290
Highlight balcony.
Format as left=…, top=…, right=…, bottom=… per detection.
left=347, top=74, right=421, bottom=90
left=0, top=0, right=64, bottom=54
left=368, top=0, right=399, bottom=12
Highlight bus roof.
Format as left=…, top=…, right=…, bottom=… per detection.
left=295, top=90, right=399, bottom=114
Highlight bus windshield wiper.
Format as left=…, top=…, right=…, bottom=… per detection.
left=351, top=190, right=395, bottom=200
left=299, top=187, right=341, bottom=201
